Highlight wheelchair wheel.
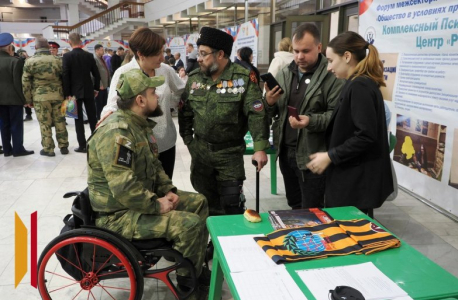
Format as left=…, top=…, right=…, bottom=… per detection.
left=38, top=228, right=144, bottom=300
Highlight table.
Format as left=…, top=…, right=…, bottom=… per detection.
left=207, top=207, right=458, bottom=300
left=244, top=132, right=277, bottom=195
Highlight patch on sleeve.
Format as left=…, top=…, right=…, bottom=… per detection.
left=252, top=100, right=264, bottom=112
left=114, top=136, right=133, bottom=168
left=249, top=70, right=258, bottom=83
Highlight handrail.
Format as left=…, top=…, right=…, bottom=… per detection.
left=53, top=1, right=144, bottom=38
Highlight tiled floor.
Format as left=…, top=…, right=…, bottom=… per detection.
left=1, top=114, right=457, bottom=299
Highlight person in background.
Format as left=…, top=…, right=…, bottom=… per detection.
left=49, top=41, right=60, bottom=56
left=61, top=48, right=70, bottom=55
left=264, top=23, right=344, bottom=209
left=93, top=44, right=111, bottom=120
left=164, top=48, right=172, bottom=61
left=121, top=49, right=134, bottom=66
left=100, top=28, right=186, bottom=180
left=22, top=37, right=68, bottom=157
left=110, top=46, right=124, bottom=75
left=103, top=48, right=113, bottom=71
left=267, top=37, right=294, bottom=77
left=306, top=31, right=393, bottom=218
left=62, top=33, right=100, bottom=153
left=0, top=32, right=34, bottom=157
left=168, top=57, right=176, bottom=70
left=17, top=49, right=28, bottom=60
left=235, top=47, right=260, bottom=84
left=174, top=52, right=184, bottom=70
left=185, top=43, right=199, bottom=74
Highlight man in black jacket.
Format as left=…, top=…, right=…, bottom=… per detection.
left=110, top=46, right=124, bottom=76
left=0, top=32, right=34, bottom=157
left=185, top=43, right=199, bottom=74
left=62, top=33, right=100, bottom=153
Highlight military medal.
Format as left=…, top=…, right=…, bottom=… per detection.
left=305, top=78, right=311, bottom=84
left=238, top=78, right=245, bottom=93
left=232, top=80, right=238, bottom=94
left=216, top=82, right=222, bottom=93
left=221, top=81, right=227, bottom=94
left=227, top=80, right=233, bottom=93
left=207, top=85, right=211, bottom=90
left=190, top=90, right=194, bottom=94
left=197, top=82, right=201, bottom=88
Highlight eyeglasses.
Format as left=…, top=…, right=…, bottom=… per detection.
left=197, top=51, right=217, bottom=59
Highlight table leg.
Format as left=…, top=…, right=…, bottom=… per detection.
left=270, top=153, right=277, bottom=195
left=208, top=251, right=224, bottom=300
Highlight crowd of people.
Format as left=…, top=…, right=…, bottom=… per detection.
left=0, top=23, right=394, bottom=299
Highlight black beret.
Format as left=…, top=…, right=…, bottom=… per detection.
left=197, top=27, right=233, bottom=57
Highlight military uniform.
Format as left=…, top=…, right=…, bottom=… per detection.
left=88, top=108, right=208, bottom=279
left=179, top=61, right=270, bottom=215
left=22, top=48, right=68, bottom=154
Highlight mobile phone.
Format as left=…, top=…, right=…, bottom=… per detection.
left=288, top=106, right=300, bottom=121
left=260, top=73, right=284, bottom=94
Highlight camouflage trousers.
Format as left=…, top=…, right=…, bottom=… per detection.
left=34, top=100, right=68, bottom=153
left=188, top=138, right=246, bottom=215
left=133, top=190, right=208, bottom=277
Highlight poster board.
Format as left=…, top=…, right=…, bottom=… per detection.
left=359, top=0, right=458, bottom=216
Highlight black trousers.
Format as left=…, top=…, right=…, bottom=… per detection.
left=279, top=146, right=326, bottom=209
left=158, top=146, right=176, bottom=179
left=75, top=98, right=97, bottom=148
left=0, top=105, right=26, bottom=155
left=94, top=89, right=108, bottom=120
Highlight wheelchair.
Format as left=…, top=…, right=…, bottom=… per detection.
left=37, top=189, right=198, bottom=300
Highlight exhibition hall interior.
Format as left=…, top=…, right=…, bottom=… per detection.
left=1, top=0, right=457, bottom=299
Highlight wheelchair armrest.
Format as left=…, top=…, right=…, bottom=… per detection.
left=63, top=191, right=82, bottom=198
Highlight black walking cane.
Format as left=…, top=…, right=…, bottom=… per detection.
left=252, top=160, right=260, bottom=212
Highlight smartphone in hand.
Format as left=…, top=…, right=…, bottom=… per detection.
left=288, top=106, right=301, bottom=121
left=260, top=73, right=284, bottom=94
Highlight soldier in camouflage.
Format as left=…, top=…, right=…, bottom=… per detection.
left=179, top=27, right=270, bottom=216
left=87, top=69, right=209, bottom=299
left=22, top=37, right=69, bottom=156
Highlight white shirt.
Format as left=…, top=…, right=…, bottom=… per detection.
left=103, top=59, right=186, bottom=153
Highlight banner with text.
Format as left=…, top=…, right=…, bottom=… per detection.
left=359, top=0, right=458, bottom=216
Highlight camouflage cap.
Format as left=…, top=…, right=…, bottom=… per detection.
left=116, top=69, right=165, bottom=100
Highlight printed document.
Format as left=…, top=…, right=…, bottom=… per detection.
left=296, top=262, right=408, bottom=300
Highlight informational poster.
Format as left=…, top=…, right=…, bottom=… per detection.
left=232, top=19, right=259, bottom=67
left=13, top=38, right=128, bottom=56
left=359, top=0, right=458, bottom=216
left=166, top=36, right=186, bottom=69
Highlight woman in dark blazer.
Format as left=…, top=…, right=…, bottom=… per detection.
left=304, top=31, right=393, bottom=217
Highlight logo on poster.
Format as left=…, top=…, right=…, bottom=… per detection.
left=365, top=27, right=376, bottom=45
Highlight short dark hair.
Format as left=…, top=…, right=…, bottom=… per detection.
left=117, top=90, right=146, bottom=110
left=239, top=47, right=253, bottom=63
left=165, top=48, right=171, bottom=54
left=129, top=27, right=165, bottom=60
left=293, top=23, right=321, bottom=44
left=94, top=44, right=103, bottom=51
left=117, top=46, right=125, bottom=51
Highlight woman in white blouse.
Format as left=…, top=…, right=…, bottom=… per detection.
left=100, top=28, right=186, bottom=179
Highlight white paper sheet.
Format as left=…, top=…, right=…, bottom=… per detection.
left=297, top=262, right=408, bottom=300
left=218, top=234, right=279, bottom=273
left=231, top=267, right=308, bottom=300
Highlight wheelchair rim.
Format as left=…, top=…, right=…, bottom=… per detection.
left=38, top=236, right=138, bottom=300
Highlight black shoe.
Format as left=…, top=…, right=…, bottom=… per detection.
left=0, top=147, right=3, bottom=155
left=198, top=266, right=211, bottom=287
left=40, top=149, right=55, bottom=157
left=74, top=147, right=87, bottom=153
left=205, top=240, right=214, bottom=263
left=60, top=147, right=69, bottom=155
left=24, top=115, right=32, bottom=121
left=84, top=120, right=89, bottom=124
left=13, top=150, right=34, bottom=157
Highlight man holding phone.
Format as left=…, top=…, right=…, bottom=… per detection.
left=264, top=23, right=344, bottom=209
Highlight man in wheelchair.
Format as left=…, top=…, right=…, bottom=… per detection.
left=87, top=69, right=210, bottom=299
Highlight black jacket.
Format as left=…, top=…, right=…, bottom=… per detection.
left=175, top=59, right=184, bottom=70
left=0, top=51, right=26, bottom=105
left=325, top=76, right=393, bottom=209
left=185, top=58, right=199, bottom=74
left=110, top=53, right=122, bottom=76
left=63, top=48, right=100, bottom=99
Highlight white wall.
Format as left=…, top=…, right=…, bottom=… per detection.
left=0, top=22, right=55, bottom=35
left=0, top=7, right=61, bottom=22
left=144, top=0, right=205, bottom=22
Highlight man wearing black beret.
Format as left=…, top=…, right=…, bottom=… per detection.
left=178, top=27, right=269, bottom=217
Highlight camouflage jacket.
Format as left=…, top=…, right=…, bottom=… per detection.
left=87, top=109, right=176, bottom=240
left=178, top=61, right=270, bottom=152
left=22, top=49, right=63, bottom=104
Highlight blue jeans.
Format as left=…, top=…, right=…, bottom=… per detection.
left=279, top=146, right=325, bottom=209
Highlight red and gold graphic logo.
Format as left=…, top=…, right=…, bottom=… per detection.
left=15, top=211, right=37, bottom=288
